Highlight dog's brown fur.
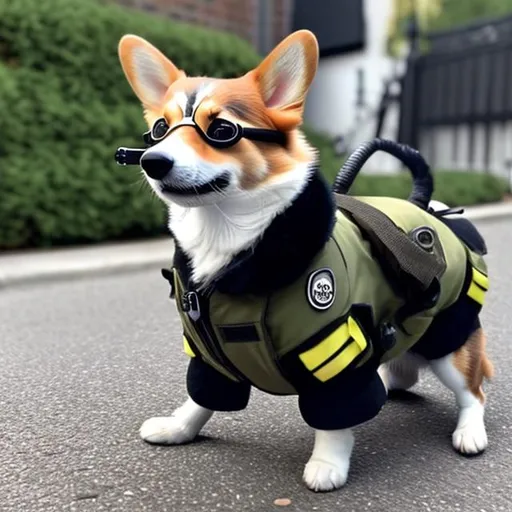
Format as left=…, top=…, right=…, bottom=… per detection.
left=454, top=328, right=494, bottom=404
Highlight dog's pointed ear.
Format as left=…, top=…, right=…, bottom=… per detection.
left=248, top=30, right=319, bottom=130
left=118, top=35, right=185, bottom=110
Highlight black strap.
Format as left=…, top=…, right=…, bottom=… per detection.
left=242, top=127, right=287, bottom=146
left=334, top=194, right=447, bottom=327
left=430, top=206, right=464, bottom=217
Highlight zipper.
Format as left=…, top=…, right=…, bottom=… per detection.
left=180, top=252, right=256, bottom=382
left=182, top=288, right=246, bottom=382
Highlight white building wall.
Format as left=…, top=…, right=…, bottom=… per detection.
left=304, top=0, right=402, bottom=172
left=418, top=122, right=512, bottom=184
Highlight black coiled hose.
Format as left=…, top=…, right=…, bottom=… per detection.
left=332, top=138, right=434, bottom=211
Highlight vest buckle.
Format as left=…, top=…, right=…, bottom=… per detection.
left=380, top=323, right=397, bottom=352
left=182, top=291, right=201, bottom=322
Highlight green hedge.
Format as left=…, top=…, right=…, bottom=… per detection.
left=351, top=170, right=510, bottom=207
left=0, top=0, right=261, bottom=249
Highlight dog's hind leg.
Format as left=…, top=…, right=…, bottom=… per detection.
left=378, top=352, right=427, bottom=392
left=429, top=327, right=494, bottom=455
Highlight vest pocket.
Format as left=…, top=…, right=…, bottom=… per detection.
left=218, top=324, right=260, bottom=343
left=215, top=322, right=297, bottom=395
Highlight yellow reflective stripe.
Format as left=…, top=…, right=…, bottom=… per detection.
left=472, top=267, right=489, bottom=291
left=467, top=282, right=486, bottom=306
left=299, top=316, right=368, bottom=382
left=313, top=341, right=361, bottom=383
left=183, top=336, right=196, bottom=358
left=466, top=266, right=489, bottom=305
left=348, top=317, right=367, bottom=352
left=299, top=322, right=350, bottom=371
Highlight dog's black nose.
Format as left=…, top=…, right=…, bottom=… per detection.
left=140, top=152, right=175, bottom=180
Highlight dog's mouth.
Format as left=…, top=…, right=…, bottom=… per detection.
left=160, top=172, right=231, bottom=196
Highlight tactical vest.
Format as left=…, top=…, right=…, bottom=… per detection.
left=170, top=196, right=489, bottom=395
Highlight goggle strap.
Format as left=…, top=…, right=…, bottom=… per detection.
left=241, top=127, right=287, bottom=146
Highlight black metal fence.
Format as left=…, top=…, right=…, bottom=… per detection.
left=398, top=14, right=512, bottom=174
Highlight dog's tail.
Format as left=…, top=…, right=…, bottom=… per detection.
left=332, top=138, right=434, bottom=211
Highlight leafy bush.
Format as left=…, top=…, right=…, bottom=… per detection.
left=301, top=125, right=345, bottom=182
left=350, top=170, right=510, bottom=207
left=0, top=0, right=260, bottom=249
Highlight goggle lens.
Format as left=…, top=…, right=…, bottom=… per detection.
left=151, top=118, right=171, bottom=141
left=206, top=119, right=239, bottom=144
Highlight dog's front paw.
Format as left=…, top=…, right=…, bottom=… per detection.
left=140, top=399, right=214, bottom=445
left=303, top=459, right=348, bottom=492
left=140, top=416, right=197, bottom=445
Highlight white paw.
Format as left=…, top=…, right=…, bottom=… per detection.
left=140, top=416, right=197, bottom=445
left=303, top=459, right=348, bottom=492
left=452, top=419, right=488, bottom=455
left=140, top=399, right=214, bottom=445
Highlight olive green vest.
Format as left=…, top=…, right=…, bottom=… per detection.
left=173, top=196, right=489, bottom=395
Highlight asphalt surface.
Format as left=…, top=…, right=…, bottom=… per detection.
left=1, top=218, right=512, bottom=512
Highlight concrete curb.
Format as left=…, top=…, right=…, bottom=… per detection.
left=0, top=238, right=176, bottom=289
left=1, top=202, right=512, bottom=290
left=457, top=201, right=512, bottom=221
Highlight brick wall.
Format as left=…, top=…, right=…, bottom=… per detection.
left=114, top=0, right=294, bottom=52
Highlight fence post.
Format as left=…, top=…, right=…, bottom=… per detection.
left=397, top=11, right=422, bottom=150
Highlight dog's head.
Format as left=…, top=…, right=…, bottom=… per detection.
left=118, top=30, right=319, bottom=208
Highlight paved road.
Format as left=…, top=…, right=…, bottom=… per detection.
left=1, top=218, right=512, bottom=512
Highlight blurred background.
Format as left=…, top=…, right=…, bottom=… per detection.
left=1, top=0, right=512, bottom=252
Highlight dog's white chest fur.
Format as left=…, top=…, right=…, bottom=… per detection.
left=168, top=164, right=310, bottom=286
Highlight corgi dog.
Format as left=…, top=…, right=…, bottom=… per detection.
left=117, top=30, right=493, bottom=492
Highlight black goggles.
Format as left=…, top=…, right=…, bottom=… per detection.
left=115, top=114, right=286, bottom=166
left=143, top=113, right=286, bottom=149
